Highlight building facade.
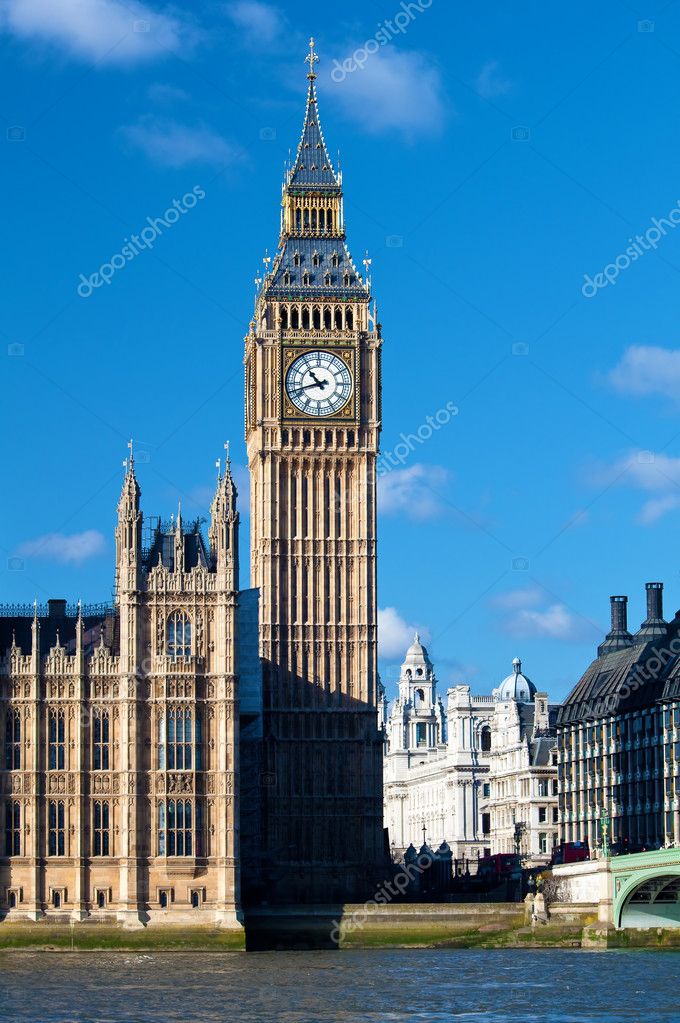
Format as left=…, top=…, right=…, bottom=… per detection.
left=0, top=42, right=387, bottom=921
left=384, top=638, right=559, bottom=865
left=557, top=584, right=680, bottom=852
left=0, top=455, right=243, bottom=926
left=245, top=40, right=385, bottom=902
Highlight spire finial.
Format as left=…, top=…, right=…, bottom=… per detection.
left=123, top=438, right=134, bottom=474
left=414, top=631, right=420, bottom=643
left=224, top=440, right=231, bottom=468
left=305, top=36, right=319, bottom=80
left=215, top=456, right=221, bottom=481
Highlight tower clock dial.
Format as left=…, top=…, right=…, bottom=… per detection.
left=285, top=350, right=352, bottom=417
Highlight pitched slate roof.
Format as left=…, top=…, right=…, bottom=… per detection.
left=287, top=80, right=340, bottom=191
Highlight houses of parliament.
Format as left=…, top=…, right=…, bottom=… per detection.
left=0, top=42, right=385, bottom=930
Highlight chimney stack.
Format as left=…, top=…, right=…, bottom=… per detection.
left=637, top=582, right=667, bottom=639
left=598, top=595, right=634, bottom=655
left=610, top=595, right=628, bottom=633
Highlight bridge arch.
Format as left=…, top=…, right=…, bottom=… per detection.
left=616, top=870, right=680, bottom=929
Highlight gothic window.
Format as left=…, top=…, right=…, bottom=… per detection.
left=291, top=307, right=300, bottom=329
left=283, top=271, right=291, bottom=287
left=311, top=209, right=317, bottom=229
left=295, top=208, right=301, bottom=231
left=304, top=209, right=310, bottom=229
left=5, top=710, right=20, bottom=770
left=346, top=308, right=353, bottom=329
left=293, top=251, right=301, bottom=266
left=312, top=251, right=321, bottom=267
left=93, top=710, right=110, bottom=770
left=480, top=726, right=492, bottom=752
left=93, top=801, right=110, bottom=856
left=167, top=610, right=191, bottom=660
left=158, top=799, right=201, bottom=856
left=4, top=800, right=20, bottom=856
left=312, top=306, right=321, bottom=329
left=343, top=272, right=351, bottom=287
left=331, top=251, right=339, bottom=267
left=323, top=307, right=332, bottom=329
left=48, top=800, right=65, bottom=856
left=318, top=209, right=325, bottom=231
left=302, top=305, right=310, bottom=328
left=334, top=308, right=342, bottom=329
left=280, top=306, right=289, bottom=329
left=324, top=272, right=332, bottom=287
left=302, top=272, right=311, bottom=287
left=159, top=707, right=201, bottom=770
left=48, top=711, right=65, bottom=770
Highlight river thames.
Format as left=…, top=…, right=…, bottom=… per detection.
left=0, top=948, right=678, bottom=1022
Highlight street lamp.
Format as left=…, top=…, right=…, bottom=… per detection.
left=600, top=807, right=610, bottom=859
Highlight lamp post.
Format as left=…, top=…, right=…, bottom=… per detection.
left=600, top=807, right=610, bottom=859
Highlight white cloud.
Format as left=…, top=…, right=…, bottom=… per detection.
left=608, top=345, right=680, bottom=402
left=378, top=464, right=450, bottom=519
left=0, top=0, right=196, bottom=63
left=225, top=1, right=284, bottom=45
left=147, top=82, right=190, bottom=104
left=378, top=607, right=429, bottom=659
left=491, top=585, right=544, bottom=610
left=502, top=603, right=593, bottom=642
left=474, top=60, right=512, bottom=99
left=328, top=49, right=445, bottom=137
left=120, top=117, right=245, bottom=168
left=586, top=449, right=680, bottom=524
left=637, top=494, right=680, bottom=525
left=18, top=530, right=106, bottom=564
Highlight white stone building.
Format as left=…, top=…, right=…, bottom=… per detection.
left=383, top=639, right=560, bottom=866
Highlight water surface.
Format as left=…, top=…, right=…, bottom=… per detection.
left=0, top=949, right=677, bottom=1022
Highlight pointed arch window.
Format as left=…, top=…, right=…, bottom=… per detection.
left=48, top=711, right=65, bottom=770
left=93, top=801, right=110, bottom=856
left=4, top=800, right=20, bottom=856
left=331, top=252, right=340, bottom=268
left=343, top=272, right=351, bottom=287
left=293, top=251, right=302, bottom=267
left=312, top=251, right=321, bottom=267
left=167, top=610, right=191, bottom=660
left=159, top=799, right=202, bottom=856
left=283, top=271, right=291, bottom=287
left=302, top=271, right=311, bottom=286
left=5, top=710, right=20, bottom=770
left=158, top=707, right=201, bottom=770
left=48, top=800, right=65, bottom=856
left=324, top=272, right=332, bottom=287
left=93, top=710, right=110, bottom=770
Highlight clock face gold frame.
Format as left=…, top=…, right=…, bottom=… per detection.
left=282, top=346, right=357, bottom=422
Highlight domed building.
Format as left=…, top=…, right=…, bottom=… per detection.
left=384, top=645, right=560, bottom=866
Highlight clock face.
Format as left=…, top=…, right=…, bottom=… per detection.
left=285, top=350, right=352, bottom=417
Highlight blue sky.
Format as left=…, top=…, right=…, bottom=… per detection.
left=3, top=0, right=680, bottom=703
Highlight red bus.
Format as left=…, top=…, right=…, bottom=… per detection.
left=551, top=840, right=590, bottom=865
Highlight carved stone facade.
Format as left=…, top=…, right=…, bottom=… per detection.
left=384, top=640, right=559, bottom=866
left=245, top=46, right=385, bottom=901
left=0, top=457, right=242, bottom=928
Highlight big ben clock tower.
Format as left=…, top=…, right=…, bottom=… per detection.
left=245, top=39, right=384, bottom=902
